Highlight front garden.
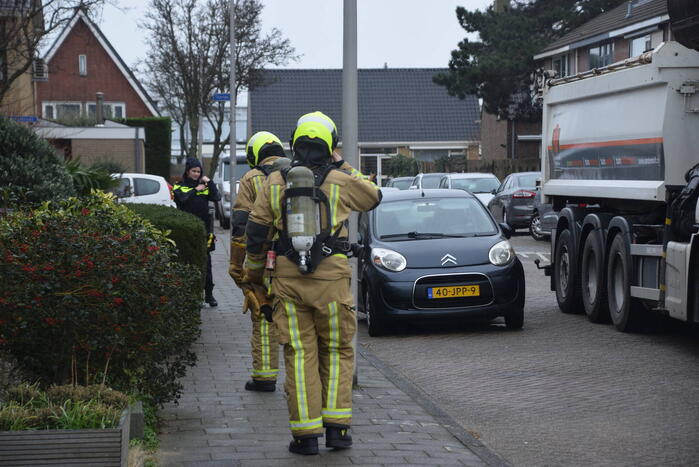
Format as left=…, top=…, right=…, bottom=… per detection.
left=0, top=117, right=206, bottom=466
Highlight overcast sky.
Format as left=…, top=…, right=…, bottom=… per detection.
left=97, top=0, right=493, bottom=70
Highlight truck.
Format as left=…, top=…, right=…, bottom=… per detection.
left=537, top=1, right=699, bottom=332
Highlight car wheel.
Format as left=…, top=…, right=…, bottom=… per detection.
left=554, top=228, right=582, bottom=314
left=581, top=232, right=610, bottom=323
left=607, top=233, right=644, bottom=332
left=504, top=308, right=524, bottom=329
left=364, top=285, right=387, bottom=337
left=529, top=212, right=547, bottom=241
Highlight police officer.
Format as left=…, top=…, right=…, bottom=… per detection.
left=229, top=131, right=288, bottom=392
left=173, top=157, right=221, bottom=306
left=244, top=114, right=381, bottom=455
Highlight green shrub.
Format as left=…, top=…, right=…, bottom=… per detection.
left=389, top=154, right=420, bottom=177
left=123, top=203, right=207, bottom=283
left=0, top=117, right=76, bottom=209
left=0, top=384, right=128, bottom=431
left=0, top=192, right=202, bottom=406
left=115, top=117, right=172, bottom=179
left=65, top=159, right=120, bottom=196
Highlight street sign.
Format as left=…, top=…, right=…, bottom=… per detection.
left=212, top=93, right=231, bottom=102
left=9, top=116, right=38, bottom=123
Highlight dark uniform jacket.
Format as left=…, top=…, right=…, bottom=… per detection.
left=173, top=177, right=221, bottom=233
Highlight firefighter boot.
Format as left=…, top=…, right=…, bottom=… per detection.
left=325, top=426, right=352, bottom=449
left=288, top=436, right=319, bottom=455
left=244, top=379, right=275, bottom=392
left=205, top=294, right=218, bottom=307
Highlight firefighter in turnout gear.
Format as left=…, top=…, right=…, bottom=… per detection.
left=173, top=157, right=221, bottom=306
left=244, top=114, right=381, bottom=455
left=230, top=131, right=288, bottom=392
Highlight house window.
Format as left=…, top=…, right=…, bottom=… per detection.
left=589, top=42, right=614, bottom=69
left=629, top=35, right=652, bottom=57
left=78, top=54, right=87, bottom=76
left=87, top=102, right=126, bottom=119
left=552, top=54, right=571, bottom=77
left=42, top=102, right=82, bottom=120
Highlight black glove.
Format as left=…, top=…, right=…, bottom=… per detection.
left=260, top=304, right=274, bottom=323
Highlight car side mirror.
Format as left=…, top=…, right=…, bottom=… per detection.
left=491, top=188, right=497, bottom=195
left=500, top=223, right=513, bottom=239
left=116, top=186, right=131, bottom=198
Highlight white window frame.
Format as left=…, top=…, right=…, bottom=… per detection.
left=78, top=54, right=87, bottom=76
left=552, top=53, right=571, bottom=78
left=628, top=34, right=652, bottom=58
left=87, top=101, right=126, bottom=119
left=42, top=101, right=82, bottom=120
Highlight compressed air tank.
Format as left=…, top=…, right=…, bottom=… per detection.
left=286, top=166, right=318, bottom=271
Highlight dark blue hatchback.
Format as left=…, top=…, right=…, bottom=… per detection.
left=357, top=189, right=525, bottom=336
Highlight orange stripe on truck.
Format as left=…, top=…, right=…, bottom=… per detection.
left=547, top=137, right=663, bottom=151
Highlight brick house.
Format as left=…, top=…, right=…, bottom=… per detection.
left=0, top=0, right=43, bottom=118
left=36, top=8, right=158, bottom=120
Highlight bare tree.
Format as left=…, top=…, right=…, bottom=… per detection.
left=140, top=0, right=296, bottom=174
left=0, top=0, right=107, bottom=109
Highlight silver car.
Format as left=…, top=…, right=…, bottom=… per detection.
left=438, top=173, right=500, bottom=206
left=487, top=171, right=540, bottom=229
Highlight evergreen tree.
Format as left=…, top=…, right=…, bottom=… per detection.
left=435, top=0, right=627, bottom=119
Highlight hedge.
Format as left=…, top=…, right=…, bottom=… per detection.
left=124, top=203, right=207, bottom=285
left=115, top=117, right=171, bottom=179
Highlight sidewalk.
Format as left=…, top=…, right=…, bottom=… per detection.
left=156, top=228, right=503, bottom=467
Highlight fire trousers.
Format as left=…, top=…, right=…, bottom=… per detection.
left=249, top=308, right=279, bottom=381
left=272, top=276, right=356, bottom=438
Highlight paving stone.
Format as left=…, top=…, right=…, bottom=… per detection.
left=156, top=232, right=491, bottom=466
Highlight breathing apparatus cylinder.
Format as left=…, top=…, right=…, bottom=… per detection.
left=286, top=166, right=319, bottom=272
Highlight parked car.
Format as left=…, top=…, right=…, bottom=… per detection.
left=487, top=171, right=540, bottom=229
left=437, top=173, right=500, bottom=205
left=111, top=173, right=175, bottom=208
left=357, top=189, right=525, bottom=336
left=408, top=173, right=447, bottom=190
left=385, top=176, right=413, bottom=190
left=213, top=155, right=249, bottom=229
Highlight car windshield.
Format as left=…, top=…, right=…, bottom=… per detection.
left=517, top=174, right=539, bottom=188
left=375, top=197, right=497, bottom=240
left=390, top=179, right=412, bottom=190
left=451, top=177, right=500, bottom=193
left=421, top=175, right=443, bottom=188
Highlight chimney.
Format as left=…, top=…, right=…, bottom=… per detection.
left=95, top=92, right=104, bottom=126
left=494, top=0, right=510, bottom=13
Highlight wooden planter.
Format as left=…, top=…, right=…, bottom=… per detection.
left=0, top=407, right=130, bottom=467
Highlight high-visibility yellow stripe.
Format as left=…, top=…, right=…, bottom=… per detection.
left=252, top=369, right=279, bottom=377
left=322, top=408, right=351, bottom=416
left=252, top=175, right=263, bottom=195
left=326, top=301, right=340, bottom=411
left=260, top=318, right=272, bottom=373
left=285, top=301, right=308, bottom=421
left=289, top=417, right=323, bottom=430
left=245, top=257, right=265, bottom=270
left=329, top=183, right=340, bottom=233
left=271, top=184, right=282, bottom=228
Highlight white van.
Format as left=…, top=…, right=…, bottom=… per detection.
left=111, top=173, right=175, bottom=208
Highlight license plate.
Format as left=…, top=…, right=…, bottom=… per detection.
left=427, top=285, right=480, bottom=299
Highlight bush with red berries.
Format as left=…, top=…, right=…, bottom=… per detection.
left=0, top=192, right=202, bottom=406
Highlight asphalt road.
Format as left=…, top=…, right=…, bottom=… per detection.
left=358, top=231, right=699, bottom=467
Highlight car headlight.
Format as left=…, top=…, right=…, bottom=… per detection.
left=371, top=247, right=407, bottom=272
left=489, top=240, right=514, bottom=266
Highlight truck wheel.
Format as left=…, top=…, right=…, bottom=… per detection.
left=505, top=308, right=524, bottom=329
left=607, top=233, right=643, bottom=332
left=364, top=286, right=387, bottom=337
left=581, top=232, right=610, bottom=323
left=554, top=228, right=582, bottom=314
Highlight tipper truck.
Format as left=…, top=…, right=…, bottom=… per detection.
left=538, top=1, right=699, bottom=331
